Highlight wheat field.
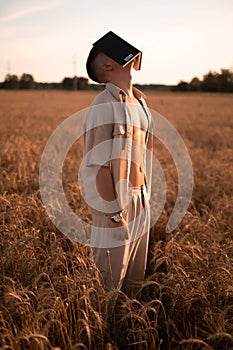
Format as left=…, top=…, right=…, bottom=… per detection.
left=0, top=90, right=232, bottom=350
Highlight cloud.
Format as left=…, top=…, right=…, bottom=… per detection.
left=0, top=2, right=62, bottom=23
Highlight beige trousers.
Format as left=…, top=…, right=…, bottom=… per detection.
left=91, top=186, right=150, bottom=297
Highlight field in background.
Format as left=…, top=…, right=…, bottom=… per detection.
left=0, top=90, right=232, bottom=350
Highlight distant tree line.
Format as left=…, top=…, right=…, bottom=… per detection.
left=1, top=73, right=35, bottom=90
left=173, top=68, right=233, bottom=92
left=0, top=73, right=89, bottom=90
left=1, top=68, right=233, bottom=92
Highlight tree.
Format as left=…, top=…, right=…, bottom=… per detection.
left=217, top=69, right=233, bottom=92
left=62, top=77, right=89, bottom=90
left=189, top=77, right=201, bottom=91
left=175, top=81, right=188, bottom=91
left=77, top=77, right=88, bottom=90
left=1, top=74, right=19, bottom=89
left=19, top=73, right=35, bottom=89
left=62, top=77, right=73, bottom=90
left=201, top=71, right=218, bottom=92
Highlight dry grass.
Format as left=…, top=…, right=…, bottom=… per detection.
left=0, top=90, right=232, bottom=350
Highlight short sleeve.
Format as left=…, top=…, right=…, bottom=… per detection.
left=84, top=124, right=113, bottom=166
left=83, top=103, right=115, bottom=167
left=83, top=101, right=127, bottom=167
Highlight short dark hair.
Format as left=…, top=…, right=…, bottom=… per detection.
left=86, top=47, right=102, bottom=83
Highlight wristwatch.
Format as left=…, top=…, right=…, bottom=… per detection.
left=110, top=212, right=123, bottom=223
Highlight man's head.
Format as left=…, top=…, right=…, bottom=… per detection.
left=86, top=31, right=142, bottom=84
left=86, top=47, right=114, bottom=83
left=86, top=47, right=138, bottom=84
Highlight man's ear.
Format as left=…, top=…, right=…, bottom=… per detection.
left=103, top=63, right=113, bottom=71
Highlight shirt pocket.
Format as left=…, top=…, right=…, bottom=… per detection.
left=111, top=123, right=128, bottom=159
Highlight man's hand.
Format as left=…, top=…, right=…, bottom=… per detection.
left=109, top=218, right=130, bottom=241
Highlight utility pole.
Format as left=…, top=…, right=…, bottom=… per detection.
left=73, top=53, right=78, bottom=91
left=7, top=60, right=11, bottom=75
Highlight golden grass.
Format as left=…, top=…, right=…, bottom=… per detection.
left=0, top=90, right=233, bottom=349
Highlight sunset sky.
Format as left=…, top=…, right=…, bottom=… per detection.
left=0, top=0, right=233, bottom=85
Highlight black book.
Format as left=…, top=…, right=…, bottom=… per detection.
left=93, top=31, right=142, bottom=70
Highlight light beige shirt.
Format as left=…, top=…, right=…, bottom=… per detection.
left=82, top=83, right=153, bottom=214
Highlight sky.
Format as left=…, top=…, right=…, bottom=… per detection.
left=0, top=0, right=233, bottom=85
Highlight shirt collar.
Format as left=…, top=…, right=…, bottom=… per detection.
left=105, top=83, right=123, bottom=101
left=105, top=82, right=146, bottom=102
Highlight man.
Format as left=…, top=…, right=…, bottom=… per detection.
left=82, top=32, right=153, bottom=297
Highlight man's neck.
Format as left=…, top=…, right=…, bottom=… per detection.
left=110, top=78, right=133, bottom=97
left=108, top=69, right=134, bottom=98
